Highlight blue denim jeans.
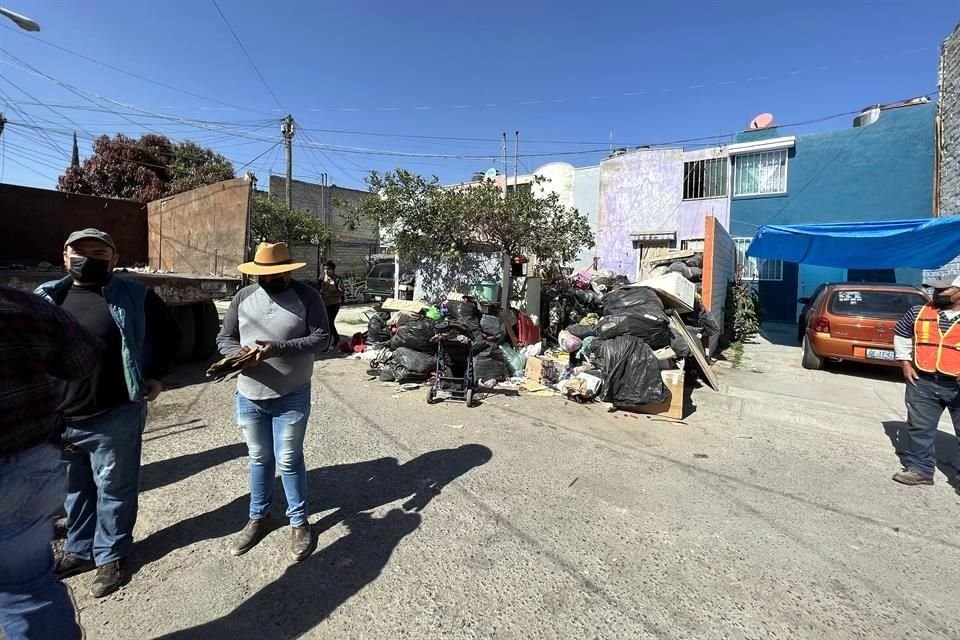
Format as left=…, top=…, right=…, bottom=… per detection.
left=0, top=444, right=79, bottom=640
left=63, top=402, right=147, bottom=565
left=236, top=385, right=311, bottom=526
left=903, top=376, right=960, bottom=477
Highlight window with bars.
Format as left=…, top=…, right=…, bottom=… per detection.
left=682, top=158, right=727, bottom=200
left=733, top=149, right=788, bottom=196
left=734, top=237, right=783, bottom=281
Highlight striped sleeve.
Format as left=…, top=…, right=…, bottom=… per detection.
left=894, top=305, right=922, bottom=339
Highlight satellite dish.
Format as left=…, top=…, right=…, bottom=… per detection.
left=484, top=168, right=498, bottom=179
left=749, top=113, right=775, bottom=129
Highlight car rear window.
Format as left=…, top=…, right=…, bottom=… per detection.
left=369, top=264, right=394, bottom=278
left=827, top=290, right=926, bottom=318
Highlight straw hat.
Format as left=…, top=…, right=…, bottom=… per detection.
left=237, top=242, right=306, bottom=275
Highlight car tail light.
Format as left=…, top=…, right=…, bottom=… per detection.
left=813, top=317, right=831, bottom=334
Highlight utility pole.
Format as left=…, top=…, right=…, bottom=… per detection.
left=281, top=114, right=295, bottom=209
left=500, top=132, right=510, bottom=309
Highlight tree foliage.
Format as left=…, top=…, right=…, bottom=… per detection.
left=250, top=193, right=334, bottom=247
left=724, top=265, right=762, bottom=342
left=58, top=134, right=235, bottom=203
left=346, top=169, right=595, bottom=271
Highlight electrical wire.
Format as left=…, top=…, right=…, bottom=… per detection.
left=209, top=0, right=284, bottom=111
left=0, top=22, right=276, bottom=117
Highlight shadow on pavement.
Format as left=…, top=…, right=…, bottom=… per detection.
left=155, top=509, right=420, bottom=639
left=140, top=442, right=248, bottom=493
left=136, top=444, right=492, bottom=635
left=882, top=420, right=959, bottom=484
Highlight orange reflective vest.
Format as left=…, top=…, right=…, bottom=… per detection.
left=913, top=304, right=960, bottom=375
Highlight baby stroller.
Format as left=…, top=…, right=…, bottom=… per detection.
left=426, top=320, right=478, bottom=407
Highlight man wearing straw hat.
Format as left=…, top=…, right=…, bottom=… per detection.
left=217, top=242, right=329, bottom=561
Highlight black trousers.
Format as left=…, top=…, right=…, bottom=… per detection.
left=326, top=304, right=341, bottom=346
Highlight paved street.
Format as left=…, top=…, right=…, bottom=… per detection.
left=65, top=339, right=960, bottom=639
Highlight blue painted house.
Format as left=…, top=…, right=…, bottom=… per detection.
left=729, top=99, right=936, bottom=323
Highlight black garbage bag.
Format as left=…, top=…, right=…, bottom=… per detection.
left=366, top=311, right=391, bottom=344
left=566, top=323, right=597, bottom=339
left=684, top=254, right=704, bottom=269
left=586, top=336, right=670, bottom=407
left=602, top=286, right=664, bottom=316
left=670, top=328, right=693, bottom=358
left=392, top=347, right=435, bottom=374
left=474, top=353, right=509, bottom=382
left=596, top=313, right=671, bottom=348
left=389, top=317, right=436, bottom=353
left=480, top=314, right=506, bottom=342
left=668, top=262, right=703, bottom=282
left=446, top=299, right=479, bottom=321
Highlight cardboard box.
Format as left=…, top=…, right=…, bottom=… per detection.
left=381, top=298, right=427, bottom=313
left=635, top=367, right=685, bottom=420
left=637, top=272, right=696, bottom=312
left=524, top=356, right=556, bottom=384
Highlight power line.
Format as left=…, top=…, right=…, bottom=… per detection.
left=237, top=142, right=281, bottom=172
left=209, top=0, right=284, bottom=111
left=0, top=22, right=276, bottom=117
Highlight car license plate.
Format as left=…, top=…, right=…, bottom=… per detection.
left=866, top=348, right=894, bottom=361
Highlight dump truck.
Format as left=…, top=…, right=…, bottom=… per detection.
left=0, top=178, right=253, bottom=361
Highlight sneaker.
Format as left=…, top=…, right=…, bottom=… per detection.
left=55, top=554, right=95, bottom=579
left=231, top=515, right=272, bottom=556
left=290, top=525, right=314, bottom=562
left=90, top=561, right=127, bottom=598
left=892, top=468, right=934, bottom=486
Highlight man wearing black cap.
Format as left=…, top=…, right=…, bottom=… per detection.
left=35, top=228, right=180, bottom=597
left=892, top=273, right=960, bottom=488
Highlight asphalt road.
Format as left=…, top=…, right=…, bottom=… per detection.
left=63, top=351, right=960, bottom=639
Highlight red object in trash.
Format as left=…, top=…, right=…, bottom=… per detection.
left=516, top=312, right=540, bottom=345
left=341, top=332, right=365, bottom=353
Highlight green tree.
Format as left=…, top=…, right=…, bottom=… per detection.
left=168, top=140, right=235, bottom=194
left=250, top=193, right=334, bottom=247
left=58, top=134, right=235, bottom=203
left=346, top=169, right=595, bottom=300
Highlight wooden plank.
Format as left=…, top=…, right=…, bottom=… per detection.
left=380, top=298, right=427, bottom=312
left=668, top=311, right=719, bottom=391
left=499, top=310, right=520, bottom=347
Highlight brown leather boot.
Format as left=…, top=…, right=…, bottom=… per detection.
left=892, top=468, right=934, bottom=486
left=290, top=525, right=314, bottom=562
left=231, top=515, right=272, bottom=556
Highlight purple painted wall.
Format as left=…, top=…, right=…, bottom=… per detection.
left=678, top=148, right=730, bottom=240
left=598, top=148, right=683, bottom=273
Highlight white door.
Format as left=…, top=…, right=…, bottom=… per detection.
left=798, top=264, right=846, bottom=319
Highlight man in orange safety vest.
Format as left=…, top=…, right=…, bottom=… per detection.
left=892, top=274, right=960, bottom=488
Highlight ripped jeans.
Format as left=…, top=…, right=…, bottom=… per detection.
left=235, top=385, right=311, bottom=526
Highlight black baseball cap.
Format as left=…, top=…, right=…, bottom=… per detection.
left=64, top=228, right=116, bottom=252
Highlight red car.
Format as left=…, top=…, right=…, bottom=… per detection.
left=797, top=283, right=929, bottom=370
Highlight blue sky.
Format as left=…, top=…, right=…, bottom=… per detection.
left=0, top=0, right=956, bottom=191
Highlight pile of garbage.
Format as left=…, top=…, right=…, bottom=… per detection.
left=359, top=298, right=536, bottom=387
left=538, top=254, right=720, bottom=414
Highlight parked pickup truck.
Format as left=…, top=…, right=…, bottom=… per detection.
left=0, top=178, right=253, bottom=361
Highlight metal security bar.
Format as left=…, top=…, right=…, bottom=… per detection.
left=734, top=237, right=783, bottom=281
left=733, top=149, right=788, bottom=196
left=682, top=157, right=728, bottom=200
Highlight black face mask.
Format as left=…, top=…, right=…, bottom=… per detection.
left=258, top=277, right=289, bottom=294
left=69, top=255, right=112, bottom=284
left=933, top=292, right=954, bottom=309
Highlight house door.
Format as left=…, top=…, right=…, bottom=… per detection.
left=798, top=264, right=846, bottom=320
left=636, top=242, right=672, bottom=281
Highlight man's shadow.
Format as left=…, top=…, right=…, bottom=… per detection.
left=133, top=443, right=492, bottom=585
left=140, top=442, right=247, bottom=493
left=883, top=420, right=959, bottom=486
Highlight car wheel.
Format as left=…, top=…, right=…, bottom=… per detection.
left=801, top=336, right=824, bottom=370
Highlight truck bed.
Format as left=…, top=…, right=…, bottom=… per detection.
left=0, top=269, right=241, bottom=306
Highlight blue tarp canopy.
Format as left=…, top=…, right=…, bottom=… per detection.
left=746, top=218, right=960, bottom=269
